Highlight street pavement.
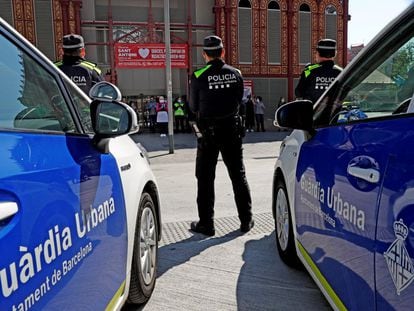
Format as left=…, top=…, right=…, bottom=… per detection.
left=125, top=130, right=331, bottom=311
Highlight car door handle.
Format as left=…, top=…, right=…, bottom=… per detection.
left=0, top=202, right=18, bottom=221
left=347, top=166, right=380, bottom=183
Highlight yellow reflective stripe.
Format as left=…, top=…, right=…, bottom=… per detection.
left=82, top=60, right=97, bottom=67
left=80, top=61, right=102, bottom=74
left=194, top=64, right=212, bottom=78
left=54, top=61, right=63, bottom=66
left=105, top=280, right=125, bottom=311
left=93, top=66, right=102, bottom=75
left=297, top=241, right=347, bottom=311
left=79, top=61, right=95, bottom=70
left=304, top=64, right=321, bottom=78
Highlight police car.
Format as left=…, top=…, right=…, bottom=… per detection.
left=0, top=18, right=161, bottom=310
left=273, top=4, right=414, bottom=310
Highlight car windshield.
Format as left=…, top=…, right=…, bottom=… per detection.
left=0, top=33, right=76, bottom=132
left=345, top=41, right=414, bottom=114
left=313, top=11, right=414, bottom=127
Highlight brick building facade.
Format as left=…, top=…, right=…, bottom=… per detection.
left=0, top=0, right=348, bottom=128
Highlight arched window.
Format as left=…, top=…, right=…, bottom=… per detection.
left=299, top=3, right=311, bottom=64
left=268, top=1, right=280, bottom=10
left=238, top=0, right=252, bottom=63
left=268, top=1, right=281, bottom=64
left=325, top=5, right=337, bottom=41
left=239, top=0, right=251, bottom=7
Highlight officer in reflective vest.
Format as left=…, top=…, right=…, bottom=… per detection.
left=55, top=34, right=103, bottom=96
left=295, top=38, right=343, bottom=104
left=189, top=35, right=254, bottom=236
left=173, top=97, right=186, bottom=132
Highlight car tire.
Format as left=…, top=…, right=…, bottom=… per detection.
left=127, top=192, right=158, bottom=305
left=274, top=178, right=300, bottom=268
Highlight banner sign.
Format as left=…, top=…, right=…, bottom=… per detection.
left=243, top=79, right=254, bottom=100
left=115, top=43, right=188, bottom=68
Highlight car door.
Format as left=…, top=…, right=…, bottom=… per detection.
left=294, top=111, right=380, bottom=310
left=294, top=12, right=414, bottom=310
left=0, top=25, right=127, bottom=310
left=373, top=45, right=414, bottom=310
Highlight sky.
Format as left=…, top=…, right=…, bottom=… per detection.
left=348, top=0, right=413, bottom=47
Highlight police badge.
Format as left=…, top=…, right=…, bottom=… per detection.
left=384, top=219, right=414, bottom=295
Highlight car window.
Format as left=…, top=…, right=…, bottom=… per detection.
left=341, top=38, right=414, bottom=121
left=0, top=33, right=76, bottom=132
left=63, top=79, right=94, bottom=133
left=314, top=35, right=414, bottom=126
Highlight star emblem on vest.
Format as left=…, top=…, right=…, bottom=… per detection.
left=315, top=76, right=335, bottom=90
left=207, top=73, right=236, bottom=90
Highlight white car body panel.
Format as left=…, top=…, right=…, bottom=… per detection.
left=107, top=135, right=160, bottom=309
left=275, top=130, right=306, bottom=232
left=275, top=130, right=342, bottom=310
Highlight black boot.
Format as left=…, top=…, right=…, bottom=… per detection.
left=190, top=221, right=215, bottom=236
left=240, top=219, right=255, bottom=233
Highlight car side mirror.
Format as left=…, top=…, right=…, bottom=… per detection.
left=89, top=81, right=122, bottom=101
left=274, top=100, right=314, bottom=132
left=90, top=100, right=139, bottom=137
left=90, top=100, right=139, bottom=152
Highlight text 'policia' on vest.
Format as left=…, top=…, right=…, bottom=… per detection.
left=295, top=38, right=342, bottom=104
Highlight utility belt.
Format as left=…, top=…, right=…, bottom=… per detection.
left=194, top=114, right=245, bottom=139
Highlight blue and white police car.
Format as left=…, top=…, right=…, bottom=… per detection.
left=0, top=18, right=161, bottom=310
left=273, top=3, right=414, bottom=310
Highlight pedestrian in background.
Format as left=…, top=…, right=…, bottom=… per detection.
left=182, top=95, right=193, bottom=133
left=189, top=35, right=254, bottom=236
left=254, top=95, right=266, bottom=132
left=245, top=95, right=255, bottom=132
left=55, top=34, right=103, bottom=96
left=277, top=96, right=286, bottom=109
left=173, top=96, right=186, bottom=133
left=295, top=38, right=342, bottom=104
left=156, top=96, right=168, bottom=137
left=146, top=96, right=157, bottom=132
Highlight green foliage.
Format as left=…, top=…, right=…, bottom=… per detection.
left=391, top=41, right=414, bottom=79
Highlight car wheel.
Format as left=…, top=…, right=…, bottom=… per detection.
left=274, top=178, right=300, bottom=267
left=127, top=192, right=158, bottom=305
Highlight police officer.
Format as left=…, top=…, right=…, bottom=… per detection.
left=173, top=97, right=186, bottom=132
left=55, top=34, right=103, bottom=95
left=295, top=39, right=342, bottom=104
left=189, top=35, right=254, bottom=236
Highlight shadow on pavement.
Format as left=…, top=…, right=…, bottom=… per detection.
left=122, top=229, right=242, bottom=311
left=156, top=229, right=242, bottom=278
left=130, top=131, right=290, bottom=153
left=147, top=152, right=170, bottom=159
left=123, top=232, right=329, bottom=311
left=236, top=233, right=330, bottom=311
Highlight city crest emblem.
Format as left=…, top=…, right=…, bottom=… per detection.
left=384, top=219, right=414, bottom=295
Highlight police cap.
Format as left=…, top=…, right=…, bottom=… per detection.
left=317, top=39, right=336, bottom=51
left=62, top=34, right=85, bottom=49
left=203, top=35, right=223, bottom=51
left=316, top=39, right=336, bottom=57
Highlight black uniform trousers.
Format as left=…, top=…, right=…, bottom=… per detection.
left=195, top=119, right=252, bottom=227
